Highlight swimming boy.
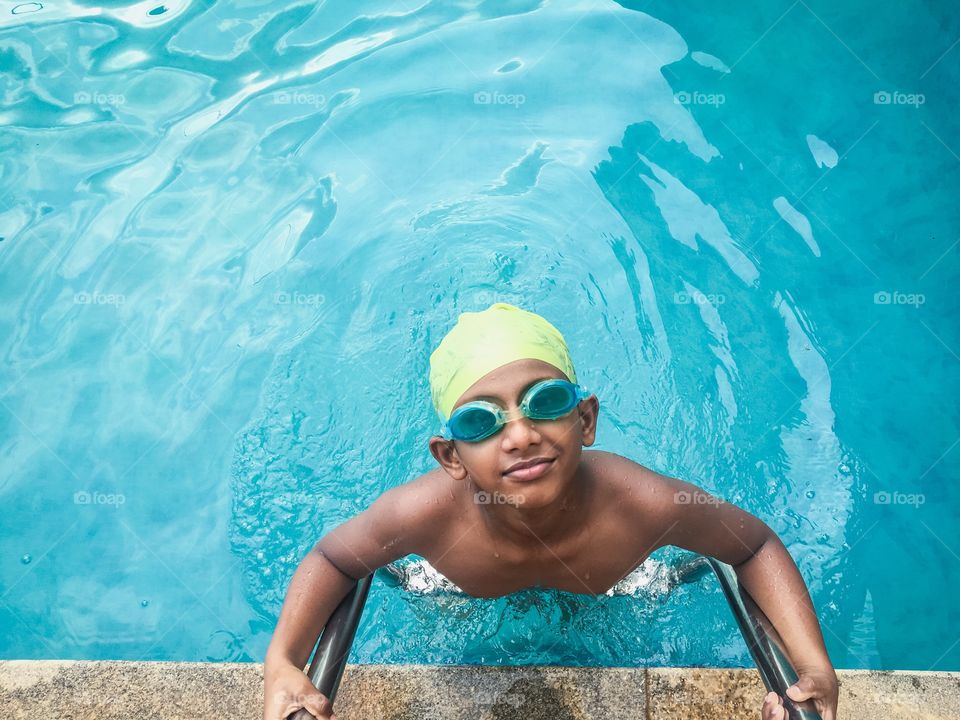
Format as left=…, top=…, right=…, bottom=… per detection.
left=263, top=302, right=839, bottom=720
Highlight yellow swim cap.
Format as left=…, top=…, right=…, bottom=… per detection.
left=429, top=302, right=577, bottom=423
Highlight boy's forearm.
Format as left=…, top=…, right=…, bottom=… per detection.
left=732, top=533, right=834, bottom=673
left=265, top=546, right=358, bottom=676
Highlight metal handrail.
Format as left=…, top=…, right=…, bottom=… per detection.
left=285, top=559, right=823, bottom=719
left=287, top=574, right=373, bottom=720
left=707, top=558, right=823, bottom=720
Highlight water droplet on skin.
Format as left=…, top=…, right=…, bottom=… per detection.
left=21, top=554, right=31, bottom=564
left=493, top=552, right=500, bottom=558
left=584, top=571, right=591, bottom=580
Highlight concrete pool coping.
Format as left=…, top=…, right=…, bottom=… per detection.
left=1, top=661, right=957, bottom=719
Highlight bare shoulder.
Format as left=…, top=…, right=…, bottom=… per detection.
left=583, top=449, right=697, bottom=531
left=583, top=449, right=669, bottom=500
left=377, top=468, right=459, bottom=534
left=314, top=469, right=455, bottom=580
left=584, top=450, right=772, bottom=565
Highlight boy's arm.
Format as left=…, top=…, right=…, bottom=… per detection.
left=637, top=467, right=834, bottom=676
left=265, top=482, right=429, bottom=673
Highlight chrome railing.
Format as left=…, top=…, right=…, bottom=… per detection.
left=706, top=558, right=822, bottom=720
left=285, top=557, right=822, bottom=719
left=287, top=573, right=373, bottom=720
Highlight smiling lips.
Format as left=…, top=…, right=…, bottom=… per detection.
left=503, top=458, right=555, bottom=481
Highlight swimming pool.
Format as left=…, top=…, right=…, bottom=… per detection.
left=0, top=0, right=957, bottom=671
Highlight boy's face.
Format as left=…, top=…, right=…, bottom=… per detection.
left=428, top=358, right=599, bottom=508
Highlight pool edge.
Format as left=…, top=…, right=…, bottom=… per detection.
left=1, top=661, right=956, bottom=718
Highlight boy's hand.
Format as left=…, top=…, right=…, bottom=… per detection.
left=761, top=669, right=839, bottom=720
left=263, top=661, right=337, bottom=720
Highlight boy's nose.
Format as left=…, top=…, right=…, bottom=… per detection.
left=500, top=407, right=540, bottom=443
left=502, top=406, right=525, bottom=422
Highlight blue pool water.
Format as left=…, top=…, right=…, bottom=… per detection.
left=1, top=0, right=958, bottom=671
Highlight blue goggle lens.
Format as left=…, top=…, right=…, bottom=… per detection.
left=527, top=381, right=576, bottom=418
left=450, top=405, right=499, bottom=442
left=443, top=380, right=587, bottom=442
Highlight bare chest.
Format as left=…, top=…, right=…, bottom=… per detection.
left=423, top=515, right=652, bottom=598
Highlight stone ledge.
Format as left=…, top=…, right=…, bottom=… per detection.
left=1, top=661, right=957, bottom=719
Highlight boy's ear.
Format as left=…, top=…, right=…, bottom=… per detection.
left=429, top=436, right=469, bottom=480
left=578, top=395, right=600, bottom=447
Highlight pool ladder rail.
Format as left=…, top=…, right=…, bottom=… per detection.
left=286, top=574, right=374, bottom=720
left=285, top=558, right=823, bottom=720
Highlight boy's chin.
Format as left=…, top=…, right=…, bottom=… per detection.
left=499, top=477, right=565, bottom=507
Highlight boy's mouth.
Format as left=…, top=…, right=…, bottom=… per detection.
left=503, top=458, right=555, bottom=481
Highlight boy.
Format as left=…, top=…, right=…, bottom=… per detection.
left=263, top=302, right=839, bottom=720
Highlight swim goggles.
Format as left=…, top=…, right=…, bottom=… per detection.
left=439, top=378, right=591, bottom=443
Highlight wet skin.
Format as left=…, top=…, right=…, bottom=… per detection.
left=317, top=359, right=766, bottom=598
left=276, top=359, right=838, bottom=720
